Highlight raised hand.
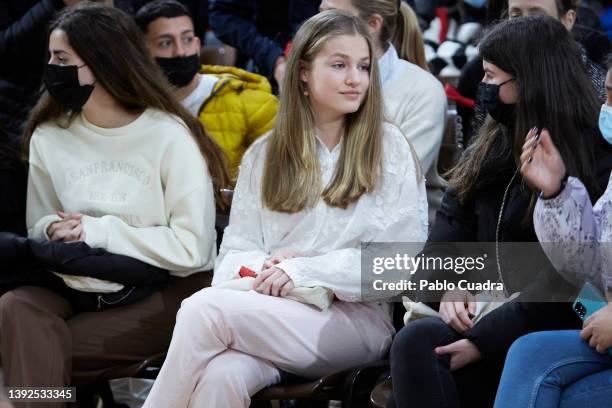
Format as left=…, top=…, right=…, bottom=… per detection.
left=520, top=127, right=566, bottom=198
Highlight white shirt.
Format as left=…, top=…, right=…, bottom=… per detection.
left=181, top=74, right=220, bottom=116
left=27, top=109, right=216, bottom=292
left=213, top=123, right=429, bottom=302
left=378, top=43, right=399, bottom=87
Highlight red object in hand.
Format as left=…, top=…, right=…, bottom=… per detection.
left=239, top=266, right=258, bottom=278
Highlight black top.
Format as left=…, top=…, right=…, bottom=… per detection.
left=0, top=0, right=65, bottom=146
left=208, top=0, right=319, bottom=83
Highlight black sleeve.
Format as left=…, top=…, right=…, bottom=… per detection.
left=0, top=0, right=64, bottom=58
left=27, top=239, right=169, bottom=287
left=208, top=0, right=283, bottom=80
left=411, top=188, right=480, bottom=304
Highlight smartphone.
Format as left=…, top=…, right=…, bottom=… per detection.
left=573, top=282, right=612, bottom=355
left=573, top=282, right=607, bottom=321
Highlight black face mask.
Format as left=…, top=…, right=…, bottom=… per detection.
left=156, top=54, right=200, bottom=88
left=478, top=78, right=516, bottom=127
left=43, top=64, right=94, bottom=109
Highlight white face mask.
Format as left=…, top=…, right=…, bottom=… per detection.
left=599, top=104, right=612, bottom=145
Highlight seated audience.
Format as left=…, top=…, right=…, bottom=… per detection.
left=0, top=3, right=228, bottom=396
left=142, top=10, right=428, bottom=408
left=492, top=57, right=612, bottom=408
left=458, top=0, right=609, bottom=145
left=388, top=16, right=612, bottom=408
left=135, top=0, right=278, bottom=178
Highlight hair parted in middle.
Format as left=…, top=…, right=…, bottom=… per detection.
left=261, top=10, right=384, bottom=213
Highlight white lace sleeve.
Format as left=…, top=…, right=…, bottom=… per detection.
left=277, top=129, right=429, bottom=302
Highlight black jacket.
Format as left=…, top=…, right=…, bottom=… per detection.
left=0, top=0, right=65, bottom=146
left=411, top=130, right=612, bottom=358
left=208, top=0, right=319, bottom=83
left=0, top=140, right=27, bottom=236
left=0, top=232, right=169, bottom=311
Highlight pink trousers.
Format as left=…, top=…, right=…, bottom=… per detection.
left=143, top=288, right=394, bottom=408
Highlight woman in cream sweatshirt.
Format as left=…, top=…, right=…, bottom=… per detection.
left=0, top=3, right=229, bottom=396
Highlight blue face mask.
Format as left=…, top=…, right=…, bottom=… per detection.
left=463, top=0, right=487, bottom=8
left=599, top=104, right=612, bottom=145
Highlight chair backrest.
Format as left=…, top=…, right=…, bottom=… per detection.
left=200, top=44, right=237, bottom=67
left=437, top=106, right=464, bottom=178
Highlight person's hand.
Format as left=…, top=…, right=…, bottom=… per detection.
left=581, top=303, right=612, bottom=353
left=435, top=339, right=482, bottom=371
left=439, top=290, right=476, bottom=333
left=520, top=127, right=566, bottom=198
left=274, top=56, right=287, bottom=93
left=47, top=212, right=86, bottom=243
left=262, top=249, right=301, bottom=270
left=252, top=266, right=295, bottom=297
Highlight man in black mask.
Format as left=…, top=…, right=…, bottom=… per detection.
left=135, top=0, right=278, bottom=178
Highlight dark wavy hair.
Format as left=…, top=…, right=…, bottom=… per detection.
left=449, top=15, right=600, bottom=208
left=22, top=4, right=230, bottom=210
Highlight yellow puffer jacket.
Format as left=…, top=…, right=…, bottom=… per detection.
left=198, top=65, right=278, bottom=180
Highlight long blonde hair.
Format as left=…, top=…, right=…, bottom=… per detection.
left=351, top=0, right=428, bottom=71
left=261, top=10, right=384, bottom=213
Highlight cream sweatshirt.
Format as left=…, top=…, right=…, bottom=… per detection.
left=26, top=108, right=216, bottom=293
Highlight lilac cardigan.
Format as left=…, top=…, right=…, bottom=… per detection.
left=534, top=174, right=612, bottom=291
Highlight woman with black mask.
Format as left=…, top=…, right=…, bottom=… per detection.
left=387, top=16, right=612, bottom=408
left=0, top=3, right=230, bottom=396
left=457, top=0, right=609, bottom=145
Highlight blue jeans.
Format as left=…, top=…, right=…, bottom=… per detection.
left=494, top=330, right=612, bottom=408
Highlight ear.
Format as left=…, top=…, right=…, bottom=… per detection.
left=560, top=10, right=576, bottom=31
left=299, top=60, right=309, bottom=84
left=367, top=13, right=384, bottom=36
left=195, top=36, right=202, bottom=56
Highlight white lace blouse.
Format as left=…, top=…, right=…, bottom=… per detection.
left=534, top=174, right=612, bottom=291
left=213, top=123, right=429, bottom=302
